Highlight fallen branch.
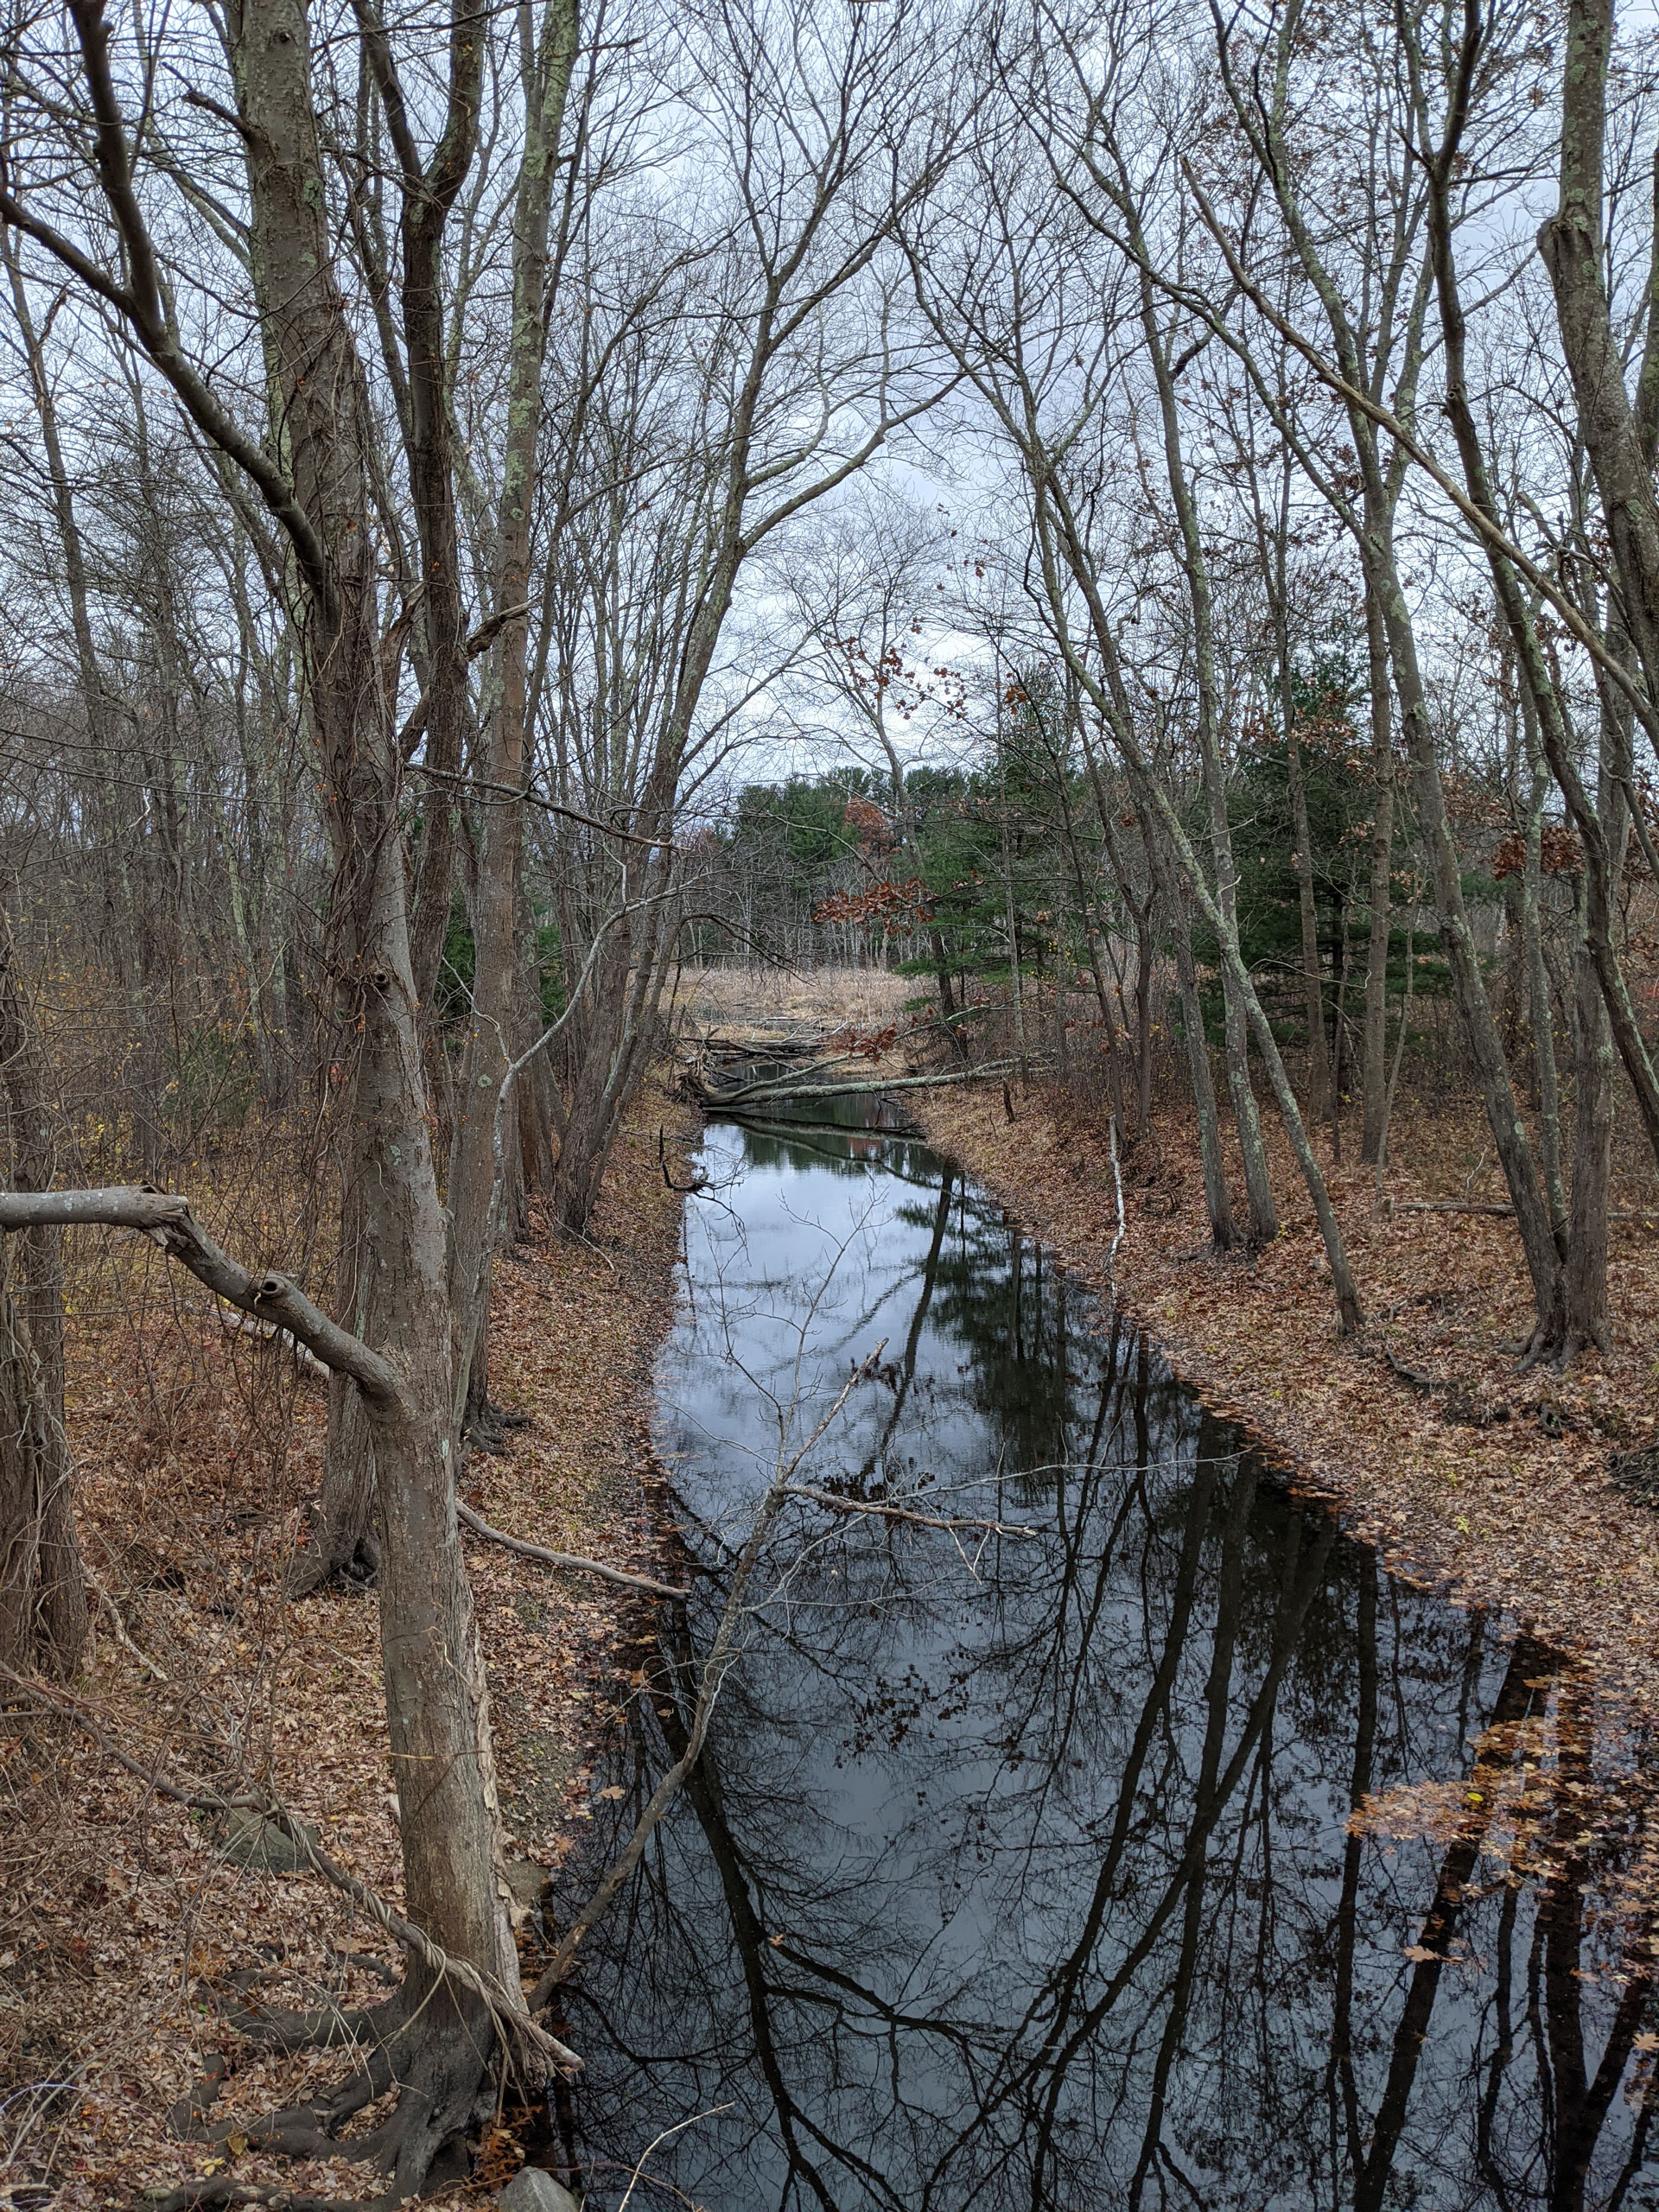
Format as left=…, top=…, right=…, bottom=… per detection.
left=182, top=1301, right=330, bottom=1379
left=782, top=1484, right=1043, bottom=1540
left=457, top=1502, right=690, bottom=1600
left=690, top=1058, right=1047, bottom=1109
left=1384, top=1198, right=1658, bottom=1227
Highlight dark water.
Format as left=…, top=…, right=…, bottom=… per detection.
left=553, top=1119, right=1659, bottom=2211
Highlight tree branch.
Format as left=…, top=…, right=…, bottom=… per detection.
left=457, top=1502, right=690, bottom=1600
left=0, top=1186, right=400, bottom=1408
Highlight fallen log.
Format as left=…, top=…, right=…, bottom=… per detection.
left=691, top=1057, right=1046, bottom=1109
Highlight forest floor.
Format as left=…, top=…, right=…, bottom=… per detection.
left=0, top=1096, right=699, bottom=2208
left=914, top=1077, right=1659, bottom=1728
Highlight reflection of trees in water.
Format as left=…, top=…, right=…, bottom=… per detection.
left=556, top=1134, right=1659, bottom=2212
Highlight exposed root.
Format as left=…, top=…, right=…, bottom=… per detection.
left=162, top=1986, right=515, bottom=2204
left=213, top=1995, right=388, bottom=2055
left=283, top=1531, right=381, bottom=1599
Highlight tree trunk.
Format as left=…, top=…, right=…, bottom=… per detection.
left=1358, top=590, right=1395, bottom=1165
left=0, top=920, right=86, bottom=1679
left=446, top=0, right=576, bottom=1427
left=1134, top=902, right=1154, bottom=1139
left=359, top=8, right=484, bottom=1024
left=1147, top=826, right=1236, bottom=1251
left=514, top=882, right=559, bottom=1197
left=1563, top=917, right=1613, bottom=1360
left=1538, top=0, right=1659, bottom=724
left=1369, top=526, right=1565, bottom=1353
left=1131, top=260, right=1278, bottom=1241
left=226, top=0, right=512, bottom=2171
left=288, top=1171, right=380, bottom=1595
left=1329, top=897, right=1351, bottom=1165
left=1284, top=690, right=1330, bottom=1128
left=1519, top=690, right=1567, bottom=1229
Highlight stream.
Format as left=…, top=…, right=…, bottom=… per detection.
left=550, top=1114, right=1659, bottom=2210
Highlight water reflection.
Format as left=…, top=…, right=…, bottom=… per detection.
left=551, top=1122, right=1659, bottom=2211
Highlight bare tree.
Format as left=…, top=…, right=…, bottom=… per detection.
left=1, top=0, right=522, bottom=2178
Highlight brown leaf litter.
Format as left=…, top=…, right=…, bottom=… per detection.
left=0, top=1101, right=698, bottom=2207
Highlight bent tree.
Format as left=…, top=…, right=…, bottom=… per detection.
left=0, top=0, right=527, bottom=2186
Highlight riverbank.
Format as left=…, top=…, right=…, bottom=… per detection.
left=1, top=1100, right=697, bottom=2205
left=915, top=1082, right=1659, bottom=1724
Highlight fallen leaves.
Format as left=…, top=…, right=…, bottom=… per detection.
left=916, top=1082, right=1659, bottom=1736
left=0, top=1101, right=700, bottom=2205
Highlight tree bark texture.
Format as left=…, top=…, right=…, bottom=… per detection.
left=0, top=924, right=86, bottom=1678
left=226, top=0, right=514, bottom=2172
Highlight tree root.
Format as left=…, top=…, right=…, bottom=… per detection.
left=460, top=1397, right=530, bottom=1455
left=284, top=1530, right=381, bottom=1599
left=214, top=1995, right=387, bottom=2055
left=161, top=1986, right=521, bottom=2205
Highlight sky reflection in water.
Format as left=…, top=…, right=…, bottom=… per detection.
left=553, top=1118, right=1659, bottom=2212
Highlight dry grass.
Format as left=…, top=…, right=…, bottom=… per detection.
left=675, top=963, right=911, bottom=1036
left=0, top=1096, right=697, bottom=2206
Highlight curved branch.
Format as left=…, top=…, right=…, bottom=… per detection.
left=0, top=1185, right=400, bottom=1408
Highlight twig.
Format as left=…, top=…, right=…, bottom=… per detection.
left=457, top=1502, right=689, bottom=1599
left=1460, top=1147, right=1491, bottom=1202
left=82, top=1566, right=169, bottom=1682
left=615, top=2105, right=735, bottom=2212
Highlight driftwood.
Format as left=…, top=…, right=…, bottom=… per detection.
left=457, top=1501, right=689, bottom=1599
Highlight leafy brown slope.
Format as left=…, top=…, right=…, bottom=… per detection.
left=915, top=1083, right=1659, bottom=1723
left=0, top=1103, right=696, bottom=2205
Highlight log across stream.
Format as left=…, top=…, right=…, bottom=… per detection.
left=548, top=1109, right=1659, bottom=2209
